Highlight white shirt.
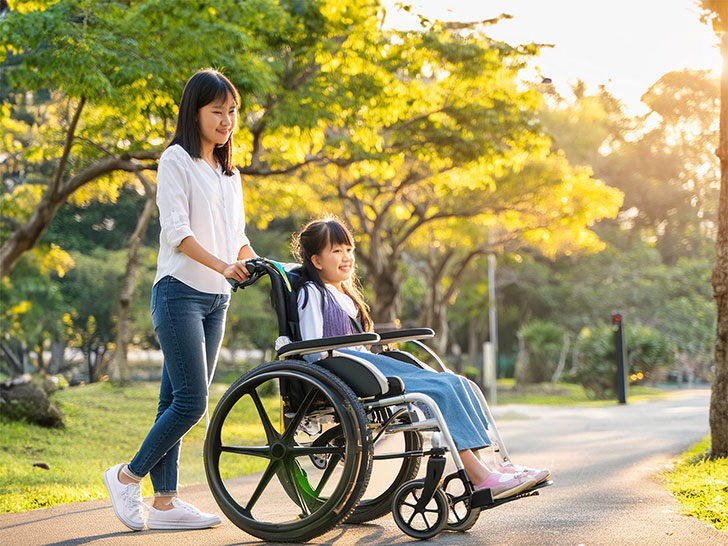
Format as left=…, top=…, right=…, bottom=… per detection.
left=297, top=283, right=366, bottom=359
left=153, top=144, right=250, bottom=294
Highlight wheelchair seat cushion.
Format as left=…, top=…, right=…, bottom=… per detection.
left=315, top=354, right=396, bottom=398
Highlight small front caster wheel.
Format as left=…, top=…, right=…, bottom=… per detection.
left=443, top=472, right=480, bottom=532
left=391, top=480, right=449, bottom=539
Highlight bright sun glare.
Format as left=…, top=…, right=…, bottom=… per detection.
left=382, top=0, right=722, bottom=114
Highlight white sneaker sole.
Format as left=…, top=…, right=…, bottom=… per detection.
left=103, top=467, right=144, bottom=531
left=147, top=517, right=221, bottom=530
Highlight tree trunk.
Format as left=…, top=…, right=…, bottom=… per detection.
left=49, top=339, right=65, bottom=375
left=420, top=259, right=448, bottom=353
left=468, top=314, right=482, bottom=367
left=110, top=176, right=156, bottom=385
left=368, top=265, right=402, bottom=328
left=710, top=31, right=728, bottom=459
left=551, top=332, right=571, bottom=383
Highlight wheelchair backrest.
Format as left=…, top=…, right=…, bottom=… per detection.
left=230, top=259, right=304, bottom=343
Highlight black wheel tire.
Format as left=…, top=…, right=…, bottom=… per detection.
left=204, top=360, right=372, bottom=542
left=443, top=472, right=481, bottom=532
left=391, top=480, right=449, bottom=540
left=347, top=430, right=422, bottom=523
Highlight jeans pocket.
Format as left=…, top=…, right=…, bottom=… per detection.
left=150, top=281, right=160, bottom=314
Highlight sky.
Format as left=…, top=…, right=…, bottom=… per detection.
left=381, top=0, right=721, bottom=114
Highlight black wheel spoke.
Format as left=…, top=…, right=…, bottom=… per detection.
left=406, top=509, right=418, bottom=526
left=282, top=387, right=319, bottom=442
left=220, top=445, right=272, bottom=458
left=420, top=512, right=431, bottom=529
left=313, top=453, right=342, bottom=496
left=245, top=460, right=280, bottom=512
left=250, top=389, right=280, bottom=443
left=291, top=445, right=345, bottom=456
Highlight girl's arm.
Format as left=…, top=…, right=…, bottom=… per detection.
left=297, top=285, right=324, bottom=340
left=297, top=286, right=326, bottom=362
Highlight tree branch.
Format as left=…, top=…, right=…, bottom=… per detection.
left=52, top=97, right=86, bottom=195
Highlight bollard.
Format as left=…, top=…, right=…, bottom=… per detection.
left=612, top=313, right=628, bottom=404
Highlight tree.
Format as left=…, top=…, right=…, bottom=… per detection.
left=250, top=20, right=552, bottom=324
left=699, top=1, right=728, bottom=459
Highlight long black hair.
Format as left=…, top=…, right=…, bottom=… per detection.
left=291, top=215, right=373, bottom=332
left=168, top=69, right=240, bottom=176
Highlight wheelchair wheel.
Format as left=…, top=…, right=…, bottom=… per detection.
left=347, top=429, right=422, bottom=523
left=443, top=472, right=480, bottom=532
left=391, top=480, right=449, bottom=540
left=204, top=360, right=372, bottom=542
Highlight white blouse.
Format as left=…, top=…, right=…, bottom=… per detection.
left=153, top=144, right=250, bottom=294
left=297, top=283, right=366, bottom=359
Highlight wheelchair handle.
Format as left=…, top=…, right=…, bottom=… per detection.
left=226, top=258, right=268, bottom=291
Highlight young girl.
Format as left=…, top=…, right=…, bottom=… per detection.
left=104, top=69, right=257, bottom=531
left=292, top=216, right=550, bottom=500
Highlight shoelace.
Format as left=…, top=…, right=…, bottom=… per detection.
left=121, top=484, right=143, bottom=514
left=175, top=500, right=201, bottom=516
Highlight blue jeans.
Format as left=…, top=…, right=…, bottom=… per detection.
left=128, top=276, right=229, bottom=494
left=339, top=349, right=491, bottom=451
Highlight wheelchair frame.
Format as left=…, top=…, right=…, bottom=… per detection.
left=203, top=258, right=550, bottom=541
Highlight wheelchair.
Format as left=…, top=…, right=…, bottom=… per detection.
left=203, top=258, right=551, bottom=542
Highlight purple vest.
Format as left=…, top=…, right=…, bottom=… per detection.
left=309, top=283, right=359, bottom=338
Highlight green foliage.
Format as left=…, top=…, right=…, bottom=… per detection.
left=516, top=320, right=565, bottom=385
left=572, top=324, right=676, bottom=399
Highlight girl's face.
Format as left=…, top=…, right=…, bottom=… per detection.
left=197, top=92, right=238, bottom=152
left=312, top=241, right=355, bottom=287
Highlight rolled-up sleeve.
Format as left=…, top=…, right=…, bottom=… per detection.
left=157, top=152, right=195, bottom=248
left=297, top=286, right=326, bottom=362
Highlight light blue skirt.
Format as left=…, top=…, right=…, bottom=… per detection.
left=339, top=349, right=491, bottom=451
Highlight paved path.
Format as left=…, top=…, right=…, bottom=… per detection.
left=1, top=388, right=724, bottom=545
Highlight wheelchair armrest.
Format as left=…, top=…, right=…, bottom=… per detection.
left=375, top=328, right=435, bottom=345
left=277, top=333, right=381, bottom=359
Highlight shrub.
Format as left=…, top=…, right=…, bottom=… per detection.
left=463, top=366, right=480, bottom=382
left=572, top=324, right=676, bottom=398
left=0, top=375, right=65, bottom=428
left=515, top=320, right=566, bottom=385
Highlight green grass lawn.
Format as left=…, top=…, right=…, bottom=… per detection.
left=0, top=378, right=672, bottom=513
left=495, top=378, right=668, bottom=406
left=0, top=381, right=235, bottom=513
left=661, top=436, right=728, bottom=531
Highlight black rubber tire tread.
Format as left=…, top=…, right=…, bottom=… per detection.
left=391, top=480, right=449, bottom=540
left=446, top=504, right=480, bottom=532
left=347, top=430, right=422, bottom=523
left=204, top=360, right=373, bottom=543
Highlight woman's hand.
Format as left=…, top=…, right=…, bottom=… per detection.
left=223, top=260, right=251, bottom=282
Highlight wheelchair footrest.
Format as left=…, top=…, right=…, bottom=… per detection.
left=472, top=479, right=553, bottom=510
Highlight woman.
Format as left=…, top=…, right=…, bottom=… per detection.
left=104, top=69, right=256, bottom=531
left=292, top=216, right=550, bottom=500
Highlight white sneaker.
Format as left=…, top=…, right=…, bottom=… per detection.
left=103, top=463, right=145, bottom=531
left=147, top=498, right=222, bottom=530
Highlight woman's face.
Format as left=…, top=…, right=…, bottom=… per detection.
left=197, top=92, right=238, bottom=151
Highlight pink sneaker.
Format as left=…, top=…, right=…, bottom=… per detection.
left=498, top=461, right=551, bottom=485
left=474, top=471, right=537, bottom=500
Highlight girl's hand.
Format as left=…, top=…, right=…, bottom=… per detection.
left=223, top=260, right=251, bottom=282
